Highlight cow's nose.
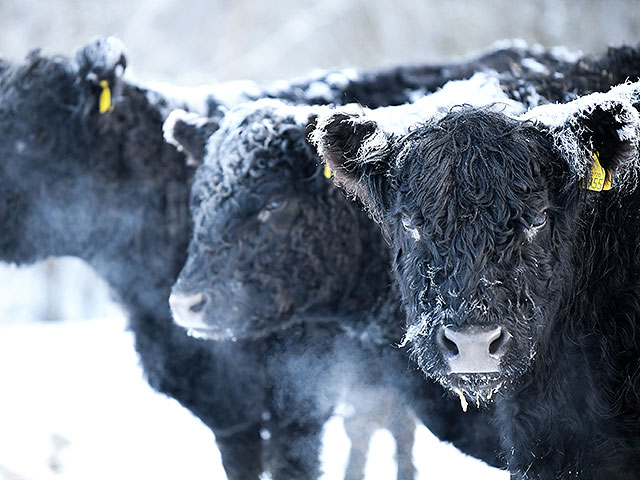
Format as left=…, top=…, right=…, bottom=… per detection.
left=169, top=292, right=208, bottom=328
left=436, top=325, right=511, bottom=374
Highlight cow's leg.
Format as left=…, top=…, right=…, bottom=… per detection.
left=343, top=412, right=375, bottom=480
left=265, top=415, right=326, bottom=480
left=390, top=412, right=417, bottom=480
left=215, top=423, right=263, bottom=480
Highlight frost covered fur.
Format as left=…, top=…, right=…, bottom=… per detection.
left=0, top=36, right=563, bottom=480
left=0, top=37, right=519, bottom=480
left=313, top=80, right=640, bottom=478
left=167, top=98, right=503, bottom=479
left=0, top=38, right=276, bottom=479
left=5, top=35, right=640, bottom=479
left=524, top=82, right=640, bottom=192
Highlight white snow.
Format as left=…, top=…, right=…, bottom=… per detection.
left=76, top=36, right=127, bottom=83
left=138, top=82, right=217, bottom=117
left=521, top=58, right=550, bottom=75
left=138, top=65, right=362, bottom=120
left=311, top=72, right=528, bottom=157
left=304, top=81, right=337, bottom=102
left=520, top=80, right=640, bottom=182
left=324, top=69, right=360, bottom=88
left=484, top=39, right=582, bottom=64
left=162, top=109, right=210, bottom=152
left=549, top=45, right=584, bottom=64
left=521, top=80, right=640, bottom=129
left=487, top=38, right=531, bottom=52
left=322, top=72, right=526, bottom=136
left=0, top=317, right=223, bottom=480
left=370, top=72, right=526, bottom=133
left=0, top=308, right=507, bottom=479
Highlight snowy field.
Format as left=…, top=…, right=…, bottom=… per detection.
left=0, top=262, right=508, bottom=480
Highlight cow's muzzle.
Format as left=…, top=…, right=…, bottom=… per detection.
left=436, top=325, right=511, bottom=374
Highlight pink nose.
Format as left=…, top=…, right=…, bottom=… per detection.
left=436, top=325, right=511, bottom=374
left=169, top=292, right=208, bottom=329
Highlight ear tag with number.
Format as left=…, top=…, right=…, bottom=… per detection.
left=583, top=152, right=612, bottom=192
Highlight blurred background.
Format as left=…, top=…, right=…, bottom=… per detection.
left=1, top=0, right=639, bottom=86
left=0, top=1, right=638, bottom=479
left=2, top=0, right=639, bottom=323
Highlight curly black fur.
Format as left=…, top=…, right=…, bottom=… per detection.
left=258, top=41, right=573, bottom=108
left=313, top=86, right=640, bottom=478
left=168, top=100, right=505, bottom=478
left=200, top=41, right=613, bottom=119
left=0, top=37, right=554, bottom=480
left=499, top=44, right=640, bottom=108
left=0, top=39, right=278, bottom=479
left=172, top=104, right=393, bottom=339
left=5, top=37, right=637, bottom=479
left=226, top=42, right=640, bottom=115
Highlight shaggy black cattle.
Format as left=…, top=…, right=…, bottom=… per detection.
left=199, top=39, right=575, bottom=110
left=5, top=36, right=638, bottom=478
left=163, top=41, right=640, bottom=129
left=498, top=43, right=640, bottom=108
left=313, top=83, right=640, bottom=478
left=263, top=40, right=640, bottom=112
left=144, top=39, right=566, bottom=125
left=0, top=37, right=541, bottom=480
left=0, top=38, right=272, bottom=478
left=0, top=37, right=529, bottom=479
left=165, top=99, right=502, bottom=479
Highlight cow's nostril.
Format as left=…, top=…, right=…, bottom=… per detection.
left=488, top=327, right=511, bottom=357
left=190, top=297, right=207, bottom=313
left=437, top=327, right=460, bottom=357
left=169, top=292, right=208, bottom=329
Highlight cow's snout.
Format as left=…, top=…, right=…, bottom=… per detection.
left=436, top=325, right=511, bottom=374
left=169, top=292, right=208, bottom=328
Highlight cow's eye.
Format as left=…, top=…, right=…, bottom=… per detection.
left=258, top=195, right=288, bottom=222
left=523, top=210, right=548, bottom=242
left=530, top=211, right=547, bottom=228
left=264, top=196, right=287, bottom=212
left=401, top=214, right=421, bottom=241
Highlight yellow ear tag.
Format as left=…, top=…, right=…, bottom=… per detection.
left=98, top=80, right=112, bottom=114
left=323, top=164, right=333, bottom=179
left=584, top=151, right=612, bottom=192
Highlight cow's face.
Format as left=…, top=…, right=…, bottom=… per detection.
left=168, top=104, right=380, bottom=341
left=313, top=93, right=640, bottom=405
left=0, top=53, right=83, bottom=261
left=0, top=39, right=155, bottom=264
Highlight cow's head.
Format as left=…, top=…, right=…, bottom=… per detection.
left=0, top=38, right=134, bottom=263
left=312, top=84, right=640, bottom=405
left=166, top=100, right=388, bottom=341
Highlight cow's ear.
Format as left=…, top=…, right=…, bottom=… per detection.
left=529, top=91, right=640, bottom=192
left=163, top=109, right=220, bottom=166
left=310, top=112, right=394, bottom=210
left=74, top=37, right=128, bottom=117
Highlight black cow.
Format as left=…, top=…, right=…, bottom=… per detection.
left=1, top=37, right=534, bottom=480
left=165, top=99, right=503, bottom=479
left=312, top=83, right=640, bottom=478
left=0, top=38, right=273, bottom=478
left=4, top=36, right=636, bottom=479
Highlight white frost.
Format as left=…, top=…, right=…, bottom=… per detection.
left=162, top=108, right=209, bottom=150
left=362, top=72, right=526, bottom=135
left=521, top=81, right=640, bottom=128
left=549, top=45, right=583, bottom=63
left=521, top=57, right=550, bottom=75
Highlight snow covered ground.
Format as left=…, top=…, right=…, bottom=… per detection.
left=0, top=264, right=507, bottom=480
